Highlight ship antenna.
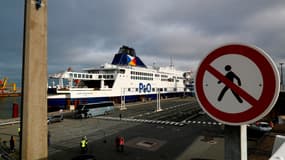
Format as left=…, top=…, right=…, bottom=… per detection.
left=170, top=56, right=174, bottom=68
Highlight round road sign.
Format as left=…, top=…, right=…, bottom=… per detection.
left=195, top=44, right=280, bottom=125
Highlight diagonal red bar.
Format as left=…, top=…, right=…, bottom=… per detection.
left=206, top=64, right=259, bottom=106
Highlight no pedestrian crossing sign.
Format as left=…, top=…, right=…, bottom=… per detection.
left=195, top=44, right=280, bottom=125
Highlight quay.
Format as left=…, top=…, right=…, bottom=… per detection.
left=0, top=97, right=285, bottom=159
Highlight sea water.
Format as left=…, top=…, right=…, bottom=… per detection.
left=0, top=97, right=21, bottom=119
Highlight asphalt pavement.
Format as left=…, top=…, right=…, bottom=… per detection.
left=1, top=97, right=277, bottom=160
left=48, top=118, right=224, bottom=160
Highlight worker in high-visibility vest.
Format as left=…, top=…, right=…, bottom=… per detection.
left=17, top=127, right=21, bottom=136
left=80, top=136, right=88, bottom=153
left=119, top=136, right=125, bottom=152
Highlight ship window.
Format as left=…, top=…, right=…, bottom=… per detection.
left=90, top=75, right=93, bottom=79
left=69, top=73, right=73, bottom=77
left=78, top=74, right=81, bottom=78
left=164, top=88, right=167, bottom=91
left=128, top=88, right=131, bottom=92
left=136, top=88, right=138, bottom=92
left=110, top=75, right=113, bottom=79
left=152, top=88, right=155, bottom=92
left=82, top=74, right=85, bottom=78
left=99, top=75, right=102, bottom=78
left=119, top=69, right=125, bottom=74
left=74, top=74, right=77, bottom=78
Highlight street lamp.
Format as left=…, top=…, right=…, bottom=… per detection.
left=280, top=62, right=284, bottom=89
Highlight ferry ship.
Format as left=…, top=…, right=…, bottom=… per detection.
left=48, top=46, right=194, bottom=110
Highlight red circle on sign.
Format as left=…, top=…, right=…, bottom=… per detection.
left=195, top=44, right=279, bottom=125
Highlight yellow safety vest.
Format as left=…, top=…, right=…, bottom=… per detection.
left=81, top=140, right=87, bottom=148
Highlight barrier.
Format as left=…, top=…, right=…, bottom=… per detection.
left=12, top=103, right=19, bottom=118
left=270, top=142, right=285, bottom=160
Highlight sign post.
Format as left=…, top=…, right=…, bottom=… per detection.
left=195, top=44, right=280, bottom=159
left=241, top=125, right=247, bottom=160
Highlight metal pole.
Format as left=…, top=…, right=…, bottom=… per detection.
left=120, top=88, right=126, bottom=110
left=241, top=125, right=248, bottom=160
left=280, top=63, right=284, bottom=90
left=279, top=62, right=284, bottom=90
left=156, top=88, right=162, bottom=112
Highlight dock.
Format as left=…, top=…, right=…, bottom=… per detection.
left=0, top=97, right=284, bottom=159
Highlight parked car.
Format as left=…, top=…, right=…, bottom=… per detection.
left=248, top=121, right=272, bottom=132
left=48, top=114, right=64, bottom=124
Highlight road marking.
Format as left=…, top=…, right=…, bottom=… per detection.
left=96, top=116, right=221, bottom=126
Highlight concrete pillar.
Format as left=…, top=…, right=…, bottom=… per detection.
left=21, top=0, right=48, bottom=159
left=224, top=125, right=242, bottom=160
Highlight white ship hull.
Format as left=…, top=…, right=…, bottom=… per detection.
left=48, top=46, right=194, bottom=110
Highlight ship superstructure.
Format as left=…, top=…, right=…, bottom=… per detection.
left=48, top=46, right=193, bottom=109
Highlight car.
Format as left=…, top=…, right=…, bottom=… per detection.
left=248, top=121, right=272, bottom=132
left=48, top=114, right=64, bottom=124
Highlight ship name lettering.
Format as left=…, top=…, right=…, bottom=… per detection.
left=139, top=83, right=151, bottom=93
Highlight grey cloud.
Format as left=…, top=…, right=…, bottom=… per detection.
left=1, top=0, right=285, bottom=85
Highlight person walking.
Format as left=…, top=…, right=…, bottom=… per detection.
left=80, top=136, right=88, bottom=154
left=119, top=136, right=125, bottom=152
left=9, top=136, right=15, bottom=153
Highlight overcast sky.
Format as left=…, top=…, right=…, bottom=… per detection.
left=1, top=0, right=285, bottom=86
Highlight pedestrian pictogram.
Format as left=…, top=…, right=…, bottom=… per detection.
left=217, top=65, right=243, bottom=103
left=195, top=44, right=280, bottom=125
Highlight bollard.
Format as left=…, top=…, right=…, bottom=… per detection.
left=12, top=103, right=19, bottom=118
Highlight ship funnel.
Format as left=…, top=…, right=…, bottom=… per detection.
left=111, top=45, right=146, bottom=68
left=118, top=45, right=136, bottom=57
